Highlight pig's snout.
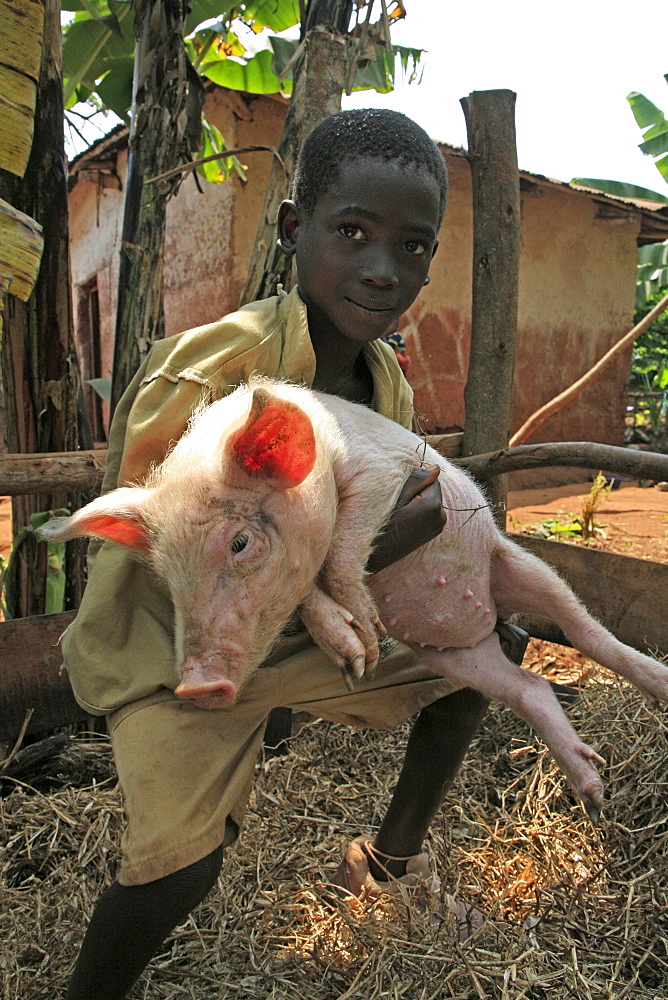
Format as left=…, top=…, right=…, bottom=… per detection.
left=175, top=658, right=238, bottom=707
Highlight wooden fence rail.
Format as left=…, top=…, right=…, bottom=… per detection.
left=3, top=439, right=668, bottom=496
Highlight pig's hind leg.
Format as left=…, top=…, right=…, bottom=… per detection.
left=492, top=538, right=668, bottom=704
left=414, top=634, right=605, bottom=822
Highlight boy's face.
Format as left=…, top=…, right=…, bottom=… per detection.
left=278, top=156, right=441, bottom=346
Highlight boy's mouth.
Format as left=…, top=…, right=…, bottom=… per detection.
left=346, top=296, right=394, bottom=315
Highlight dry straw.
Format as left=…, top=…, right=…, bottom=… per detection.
left=1, top=654, right=667, bottom=999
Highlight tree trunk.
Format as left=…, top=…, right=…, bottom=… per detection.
left=0, top=0, right=87, bottom=617
left=110, top=0, right=204, bottom=416
left=239, top=24, right=349, bottom=306
left=460, top=90, right=521, bottom=528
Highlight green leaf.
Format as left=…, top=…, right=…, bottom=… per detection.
left=350, top=44, right=394, bottom=94
left=202, top=47, right=287, bottom=95
left=655, top=153, right=668, bottom=183
left=1, top=508, right=70, bottom=618
left=88, top=377, right=113, bottom=402
left=269, top=34, right=298, bottom=78
left=639, top=131, right=668, bottom=158
left=570, top=178, right=668, bottom=204
left=635, top=241, right=668, bottom=308
left=63, top=11, right=132, bottom=75
left=95, top=56, right=134, bottom=121
left=185, top=0, right=237, bottom=36
left=639, top=242, right=668, bottom=268
left=242, top=0, right=300, bottom=33
left=197, top=121, right=227, bottom=183
left=627, top=90, right=666, bottom=129
left=62, top=4, right=134, bottom=104
left=45, top=543, right=67, bottom=615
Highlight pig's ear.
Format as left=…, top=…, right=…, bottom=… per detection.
left=231, top=387, right=317, bottom=488
left=39, top=488, right=153, bottom=551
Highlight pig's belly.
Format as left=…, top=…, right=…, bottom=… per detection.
left=368, top=549, right=497, bottom=650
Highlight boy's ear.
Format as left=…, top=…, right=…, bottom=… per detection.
left=430, top=238, right=440, bottom=260
left=277, top=200, right=300, bottom=256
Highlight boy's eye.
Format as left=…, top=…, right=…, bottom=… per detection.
left=338, top=224, right=366, bottom=241
left=404, top=240, right=427, bottom=256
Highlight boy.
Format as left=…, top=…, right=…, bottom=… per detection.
left=62, top=109, right=519, bottom=999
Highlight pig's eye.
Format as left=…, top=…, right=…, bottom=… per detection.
left=231, top=531, right=250, bottom=554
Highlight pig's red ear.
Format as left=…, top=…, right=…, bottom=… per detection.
left=232, top=388, right=317, bottom=488
left=77, top=514, right=151, bottom=550
left=39, top=488, right=153, bottom=551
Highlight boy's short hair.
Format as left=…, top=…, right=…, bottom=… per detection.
left=292, top=108, right=448, bottom=224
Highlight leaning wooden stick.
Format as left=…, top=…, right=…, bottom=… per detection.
left=510, top=290, right=668, bottom=447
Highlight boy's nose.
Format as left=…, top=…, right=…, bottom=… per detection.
left=359, top=248, right=399, bottom=287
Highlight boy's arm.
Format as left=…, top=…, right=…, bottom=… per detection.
left=366, top=464, right=446, bottom=574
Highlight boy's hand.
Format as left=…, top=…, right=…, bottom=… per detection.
left=366, top=465, right=446, bottom=574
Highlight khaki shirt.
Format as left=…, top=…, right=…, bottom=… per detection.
left=62, top=287, right=414, bottom=714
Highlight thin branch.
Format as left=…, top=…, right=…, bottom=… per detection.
left=147, top=145, right=286, bottom=185
left=65, top=117, right=90, bottom=147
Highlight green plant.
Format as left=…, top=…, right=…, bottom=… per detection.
left=527, top=475, right=612, bottom=545
left=62, top=0, right=423, bottom=184
left=635, top=368, right=668, bottom=431
left=527, top=509, right=582, bottom=541
left=578, top=472, right=612, bottom=541
left=0, top=509, right=69, bottom=620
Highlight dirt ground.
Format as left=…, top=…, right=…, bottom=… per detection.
left=507, top=478, right=668, bottom=562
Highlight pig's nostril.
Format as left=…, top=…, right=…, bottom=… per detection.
left=174, top=678, right=237, bottom=704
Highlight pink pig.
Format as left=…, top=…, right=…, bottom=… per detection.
left=42, top=378, right=668, bottom=822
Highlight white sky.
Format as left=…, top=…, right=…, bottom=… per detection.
left=68, top=1, right=668, bottom=195
left=342, top=0, right=668, bottom=193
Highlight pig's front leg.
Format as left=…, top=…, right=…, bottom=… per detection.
left=299, top=584, right=373, bottom=688
left=414, top=633, right=605, bottom=822
left=319, top=474, right=406, bottom=676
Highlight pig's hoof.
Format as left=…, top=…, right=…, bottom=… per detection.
left=582, top=784, right=604, bottom=825
left=350, top=654, right=367, bottom=683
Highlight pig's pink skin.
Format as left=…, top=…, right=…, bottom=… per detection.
left=40, top=382, right=339, bottom=708
left=41, top=379, right=668, bottom=819
left=305, top=389, right=668, bottom=819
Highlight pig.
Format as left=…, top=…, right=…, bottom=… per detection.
left=41, top=377, right=668, bottom=822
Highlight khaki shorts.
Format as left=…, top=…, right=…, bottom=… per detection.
left=108, top=633, right=457, bottom=885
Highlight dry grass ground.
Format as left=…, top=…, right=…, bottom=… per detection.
left=2, top=674, right=667, bottom=1000
left=2, top=481, right=668, bottom=998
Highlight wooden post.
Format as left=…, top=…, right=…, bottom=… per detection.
left=460, top=90, right=521, bottom=528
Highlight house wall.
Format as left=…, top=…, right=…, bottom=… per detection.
left=161, top=90, right=286, bottom=333
left=68, top=95, right=640, bottom=483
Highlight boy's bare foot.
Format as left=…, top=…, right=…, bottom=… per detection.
left=325, top=835, right=485, bottom=938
